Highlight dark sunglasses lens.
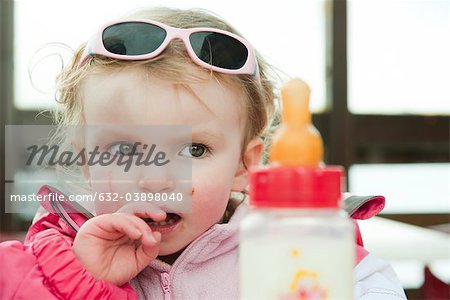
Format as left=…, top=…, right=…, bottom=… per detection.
left=103, top=22, right=167, bottom=56
left=189, top=32, right=248, bottom=70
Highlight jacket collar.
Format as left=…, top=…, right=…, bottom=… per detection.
left=146, top=200, right=249, bottom=272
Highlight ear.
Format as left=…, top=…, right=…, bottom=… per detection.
left=231, top=137, right=264, bottom=192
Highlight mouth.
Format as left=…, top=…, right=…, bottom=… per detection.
left=142, top=213, right=182, bottom=234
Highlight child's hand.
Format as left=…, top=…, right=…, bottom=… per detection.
left=73, top=204, right=166, bottom=286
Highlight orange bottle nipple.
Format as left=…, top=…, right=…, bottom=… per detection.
left=269, top=78, right=323, bottom=167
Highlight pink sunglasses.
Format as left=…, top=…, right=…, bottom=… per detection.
left=80, top=19, right=259, bottom=77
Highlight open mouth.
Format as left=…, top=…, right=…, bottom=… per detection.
left=142, top=213, right=182, bottom=227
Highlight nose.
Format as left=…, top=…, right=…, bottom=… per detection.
left=138, top=178, right=176, bottom=193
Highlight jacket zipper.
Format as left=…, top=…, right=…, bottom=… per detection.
left=158, top=229, right=217, bottom=299
left=160, top=272, right=171, bottom=300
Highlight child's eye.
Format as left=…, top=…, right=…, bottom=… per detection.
left=178, top=143, right=210, bottom=158
left=108, top=142, right=139, bottom=156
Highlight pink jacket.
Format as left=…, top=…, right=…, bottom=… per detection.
left=0, top=186, right=406, bottom=299
left=0, top=210, right=137, bottom=299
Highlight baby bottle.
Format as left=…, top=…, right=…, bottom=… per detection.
left=239, top=79, right=354, bottom=300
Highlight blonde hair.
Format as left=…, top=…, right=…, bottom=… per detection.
left=54, top=7, right=277, bottom=163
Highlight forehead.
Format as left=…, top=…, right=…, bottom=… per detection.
left=80, top=66, right=245, bottom=127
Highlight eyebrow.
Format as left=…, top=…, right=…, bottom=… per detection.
left=85, top=126, right=224, bottom=148
left=191, top=128, right=224, bottom=143
left=86, top=127, right=140, bottom=142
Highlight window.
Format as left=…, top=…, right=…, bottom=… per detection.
left=349, top=163, right=450, bottom=214
left=348, top=0, right=450, bottom=114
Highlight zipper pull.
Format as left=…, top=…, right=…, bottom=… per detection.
left=160, top=272, right=171, bottom=300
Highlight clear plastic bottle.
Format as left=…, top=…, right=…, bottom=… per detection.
left=239, top=79, right=355, bottom=299
left=240, top=167, right=355, bottom=300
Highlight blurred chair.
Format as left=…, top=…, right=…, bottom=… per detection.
left=421, top=265, right=450, bottom=300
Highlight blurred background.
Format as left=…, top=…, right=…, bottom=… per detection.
left=1, top=0, right=449, bottom=298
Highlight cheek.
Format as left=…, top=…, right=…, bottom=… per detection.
left=191, top=179, right=231, bottom=223
left=189, top=154, right=240, bottom=220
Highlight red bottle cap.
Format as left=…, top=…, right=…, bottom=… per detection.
left=249, top=165, right=344, bottom=208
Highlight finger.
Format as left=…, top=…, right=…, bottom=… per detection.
left=117, top=202, right=167, bottom=222
left=135, top=231, right=161, bottom=269
left=141, top=230, right=160, bottom=247
left=117, top=213, right=158, bottom=239
left=153, top=231, right=161, bottom=244
left=92, top=214, right=143, bottom=240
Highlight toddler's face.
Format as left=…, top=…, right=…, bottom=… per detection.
left=80, top=67, right=251, bottom=255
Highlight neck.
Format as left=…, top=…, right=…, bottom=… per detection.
left=158, top=248, right=186, bottom=265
